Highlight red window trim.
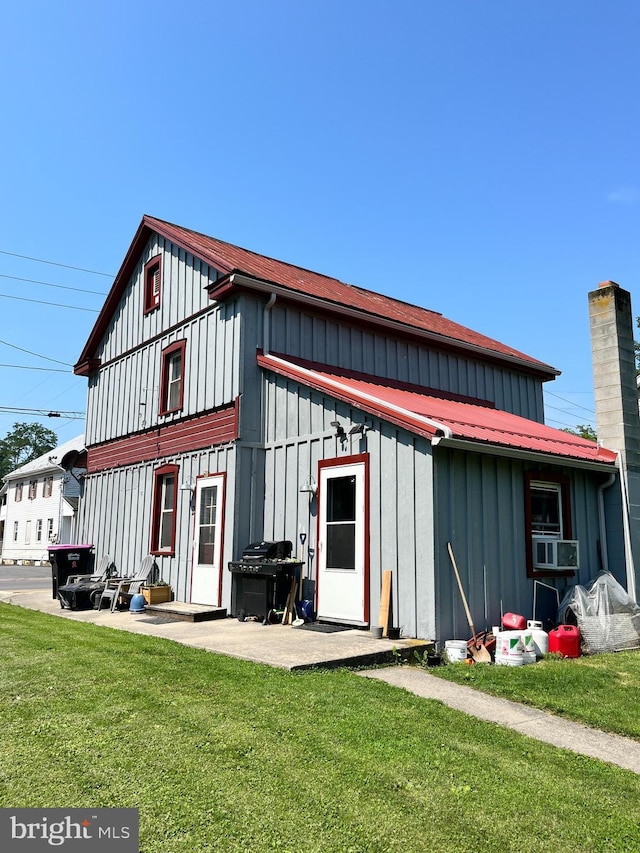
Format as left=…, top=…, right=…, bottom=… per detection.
left=150, top=463, right=179, bottom=557
left=524, top=470, right=574, bottom=578
left=43, top=476, right=53, bottom=498
left=143, top=255, right=162, bottom=315
left=159, top=339, right=186, bottom=416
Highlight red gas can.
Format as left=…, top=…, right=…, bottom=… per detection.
left=548, top=625, right=581, bottom=658
left=502, top=612, right=526, bottom=630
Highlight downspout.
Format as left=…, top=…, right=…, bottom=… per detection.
left=616, top=452, right=637, bottom=600
left=597, top=470, right=616, bottom=573
left=263, top=292, right=277, bottom=355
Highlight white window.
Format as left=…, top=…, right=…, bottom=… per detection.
left=47, top=518, right=54, bottom=541
left=13, top=521, right=18, bottom=542
left=25, top=520, right=31, bottom=544
left=36, top=519, right=43, bottom=542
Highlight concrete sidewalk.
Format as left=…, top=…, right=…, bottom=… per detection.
left=361, top=667, right=640, bottom=775
left=3, top=587, right=640, bottom=775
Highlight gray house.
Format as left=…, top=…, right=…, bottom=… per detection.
left=73, top=216, right=637, bottom=641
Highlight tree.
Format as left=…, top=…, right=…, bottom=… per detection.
left=562, top=424, right=597, bottom=442
left=0, top=422, right=58, bottom=479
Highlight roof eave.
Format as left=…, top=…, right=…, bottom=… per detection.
left=224, top=273, right=559, bottom=381
left=432, top=435, right=617, bottom=472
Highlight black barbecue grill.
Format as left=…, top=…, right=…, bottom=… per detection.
left=229, top=541, right=303, bottom=622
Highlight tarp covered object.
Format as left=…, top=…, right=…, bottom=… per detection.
left=558, top=572, right=640, bottom=653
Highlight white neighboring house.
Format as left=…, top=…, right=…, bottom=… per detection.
left=0, top=435, right=86, bottom=565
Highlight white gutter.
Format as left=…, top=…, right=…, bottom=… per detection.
left=263, top=353, right=453, bottom=439
left=263, top=292, right=277, bottom=355
left=616, top=452, right=637, bottom=600
left=597, top=471, right=616, bottom=573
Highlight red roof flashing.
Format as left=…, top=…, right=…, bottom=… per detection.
left=258, top=353, right=616, bottom=467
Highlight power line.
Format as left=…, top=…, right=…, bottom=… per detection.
left=0, top=292, right=99, bottom=313
left=543, top=389, right=596, bottom=417
left=0, top=272, right=107, bottom=296
left=0, top=248, right=113, bottom=277
left=0, top=338, right=72, bottom=367
left=0, top=364, right=70, bottom=373
left=0, top=407, right=84, bottom=419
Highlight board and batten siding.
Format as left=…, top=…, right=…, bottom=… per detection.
left=433, top=448, right=610, bottom=642
left=268, top=301, right=545, bottom=421
left=260, top=372, right=437, bottom=638
left=86, top=303, right=240, bottom=446
left=76, top=445, right=237, bottom=605
left=97, top=235, right=221, bottom=363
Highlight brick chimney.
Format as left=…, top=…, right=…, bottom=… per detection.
left=589, top=280, right=640, bottom=598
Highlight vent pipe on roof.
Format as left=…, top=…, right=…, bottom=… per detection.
left=589, top=280, right=640, bottom=598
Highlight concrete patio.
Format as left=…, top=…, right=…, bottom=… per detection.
left=0, top=586, right=431, bottom=671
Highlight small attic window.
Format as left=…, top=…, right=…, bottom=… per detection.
left=144, top=255, right=162, bottom=314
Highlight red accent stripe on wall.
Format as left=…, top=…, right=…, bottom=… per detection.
left=86, top=404, right=238, bottom=474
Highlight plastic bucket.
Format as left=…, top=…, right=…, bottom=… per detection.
left=495, top=631, right=524, bottom=666
left=129, top=593, right=145, bottom=613
left=444, top=640, right=468, bottom=663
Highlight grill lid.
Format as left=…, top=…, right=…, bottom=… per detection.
left=241, top=540, right=293, bottom=561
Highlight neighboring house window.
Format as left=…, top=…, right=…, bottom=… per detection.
left=15, top=482, right=23, bottom=502
left=43, top=476, right=53, bottom=498
left=47, top=518, right=54, bottom=541
left=36, top=519, right=43, bottom=542
left=28, top=480, right=38, bottom=500
left=13, top=521, right=18, bottom=542
left=524, top=471, right=574, bottom=576
left=144, top=255, right=162, bottom=314
left=159, top=340, right=186, bottom=415
left=150, top=464, right=179, bottom=555
left=25, top=520, right=31, bottom=544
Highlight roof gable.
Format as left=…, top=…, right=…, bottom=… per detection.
left=75, top=215, right=558, bottom=378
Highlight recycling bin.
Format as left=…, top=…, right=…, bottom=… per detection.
left=48, top=544, right=94, bottom=600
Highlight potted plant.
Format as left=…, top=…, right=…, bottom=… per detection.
left=141, top=580, right=172, bottom=605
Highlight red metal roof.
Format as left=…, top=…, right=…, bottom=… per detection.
left=258, top=353, right=617, bottom=466
left=75, top=215, right=558, bottom=377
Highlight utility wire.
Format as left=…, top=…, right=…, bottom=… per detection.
left=0, top=272, right=107, bottom=296
left=0, top=248, right=113, bottom=277
left=0, top=407, right=84, bottom=419
left=0, top=292, right=99, bottom=313
left=0, top=338, right=72, bottom=367
left=0, top=364, right=70, bottom=373
left=543, top=389, right=596, bottom=417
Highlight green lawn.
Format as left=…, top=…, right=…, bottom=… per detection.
left=1, top=604, right=639, bottom=853
left=429, top=650, right=640, bottom=739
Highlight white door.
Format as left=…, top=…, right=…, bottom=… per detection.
left=317, top=459, right=367, bottom=624
left=190, top=474, right=225, bottom=605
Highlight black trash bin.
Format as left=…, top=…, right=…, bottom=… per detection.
left=48, top=544, right=95, bottom=600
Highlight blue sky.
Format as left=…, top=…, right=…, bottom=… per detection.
left=1, top=0, right=639, bottom=447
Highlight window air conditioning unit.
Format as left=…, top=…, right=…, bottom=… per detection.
left=532, top=537, right=579, bottom=570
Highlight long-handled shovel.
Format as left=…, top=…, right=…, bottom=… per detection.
left=447, top=543, right=492, bottom=663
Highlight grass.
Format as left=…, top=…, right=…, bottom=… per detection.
left=1, top=604, right=640, bottom=852
left=429, top=651, right=640, bottom=739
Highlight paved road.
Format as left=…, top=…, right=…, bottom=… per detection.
left=0, top=563, right=51, bottom=592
